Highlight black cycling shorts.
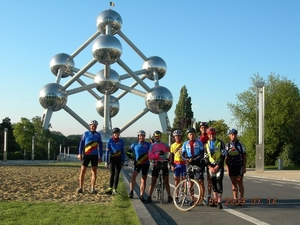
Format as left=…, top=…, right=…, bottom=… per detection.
left=133, top=164, right=150, bottom=176
left=228, top=165, right=244, bottom=177
left=82, top=155, right=99, bottom=167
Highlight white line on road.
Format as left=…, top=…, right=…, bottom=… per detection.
left=271, top=183, right=283, bottom=186
left=223, top=206, right=271, bottom=225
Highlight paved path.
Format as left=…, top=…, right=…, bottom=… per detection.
left=122, top=167, right=300, bottom=224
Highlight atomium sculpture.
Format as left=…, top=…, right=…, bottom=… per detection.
left=39, top=9, right=173, bottom=142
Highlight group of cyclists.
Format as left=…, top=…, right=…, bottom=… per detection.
left=126, top=122, right=247, bottom=209
left=77, top=119, right=247, bottom=210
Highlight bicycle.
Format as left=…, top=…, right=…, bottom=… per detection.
left=173, top=163, right=202, bottom=211
left=153, top=160, right=168, bottom=204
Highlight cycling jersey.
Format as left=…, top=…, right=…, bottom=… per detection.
left=170, top=141, right=184, bottom=165
left=148, top=141, right=170, bottom=162
left=106, top=137, right=125, bottom=164
left=128, top=141, right=150, bottom=165
left=198, top=134, right=209, bottom=145
left=205, top=139, right=225, bottom=166
left=78, top=130, right=103, bottom=159
left=181, top=139, right=204, bottom=165
left=225, top=140, right=246, bottom=166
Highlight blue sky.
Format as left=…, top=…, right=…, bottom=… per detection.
left=1, top=0, right=300, bottom=137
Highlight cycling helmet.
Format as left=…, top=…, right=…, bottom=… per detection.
left=228, top=128, right=238, bottom=135
left=186, top=127, right=196, bottom=134
left=137, top=130, right=146, bottom=136
left=153, top=130, right=162, bottom=137
left=112, top=127, right=121, bottom=133
left=207, top=127, right=216, bottom=135
left=173, top=129, right=183, bottom=136
left=199, top=122, right=208, bottom=127
left=89, top=120, right=98, bottom=125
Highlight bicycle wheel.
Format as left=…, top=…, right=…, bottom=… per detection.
left=173, top=179, right=201, bottom=211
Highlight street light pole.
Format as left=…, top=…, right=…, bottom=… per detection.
left=32, top=135, right=35, bottom=161
left=3, top=128, right=8, bottom=162
left=255, top=82, right=265, bottom=173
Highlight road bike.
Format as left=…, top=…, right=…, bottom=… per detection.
left=173, top=163, right=202, bottom=211
left=153, top=160, right=169, bottom=204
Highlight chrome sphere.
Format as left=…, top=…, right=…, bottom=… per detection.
left=50, top=53, right=74, bottom=78
left=92, top=35, right=122, bottom=65
left=145, top=86, right=173, bottom=114
left=96, top=9, right=122, bottom=35
left=94, top=69, right=119, bottom=94
left=99, top=129, right=112, bottom=143
left=143, top=56, right=167, bottom=81
left=39, top=83, right=67, bottom=111
left=96, top=96, right=120, bottom=117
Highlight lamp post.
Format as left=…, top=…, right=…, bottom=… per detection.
left=31, top=135, right=35, bottom=161
left=191, top=118, right=196, bottom=129
left=255, top=82, right=265, bottom=173
left=3, top=128, right=8, bottom=162
left=47, top=139, right=50, bottom=161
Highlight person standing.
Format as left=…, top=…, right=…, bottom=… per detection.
left=182, top=127, right=206, bottom=204
left=145, top=130, right=173, bottom=203
left=170, top=130, right=186, bottom=195
left=205, top=127, right=226, bottom=209
left=225, top=128, right=247, bottom=203
left=127, top=130, right=151, bottom=202
left=77, top=120, right=103, bottom=194
left=198, top=121, right=212, bottom=204
left=105, top=127, right=125, bottom=195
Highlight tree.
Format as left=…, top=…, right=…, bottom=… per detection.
left=228, top=73, right=300, bottom=166
left=173, top=86, right=194, bottom=131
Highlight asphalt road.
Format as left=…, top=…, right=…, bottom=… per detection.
left=122, top=164, right=300, bottom=225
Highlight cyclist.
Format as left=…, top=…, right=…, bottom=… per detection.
left=225, top=128, right=247, bottom=203
left=77, top=120, right=103, bottom=194
left=105, top=127, right=125, bottom=195
left=205, top=127, right=226, bottom=209
left=198, top=121, right=212, bottom=204
left=127, top=130, right=151, bottom=202
left=170, top=129, right=186, bottom=199
left=182, top=127, right=206, bottom=204
left=145, top=130, right=173, bottom=203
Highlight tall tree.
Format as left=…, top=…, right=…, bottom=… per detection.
left=173, top=86, right=194, bottom=131
left=228, top=73, right=300, bottom=166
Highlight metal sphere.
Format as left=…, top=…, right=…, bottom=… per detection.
left=145, top=86, right=173, bottom=114
left=143, top=56, right=167, bottom=81
left=39, top=83, right=68, bottom=111
left=92, top=35, right=122, bottom=65
left=96, top=9, right=122, bottom=35
left=94, top=69, right=119, bottom=94
left=50, top=53, right=74, bottom=78
left=96, top=96, right=120, bottom=117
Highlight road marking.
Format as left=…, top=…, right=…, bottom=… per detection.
left=293, top=187, right=300, bottom=189
left=271, top=183, right=283, bottom=186
left=252, top=181, right=262, bottom=183
left=223, top=206, right=271, bottom=225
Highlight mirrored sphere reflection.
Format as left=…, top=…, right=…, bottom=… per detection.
left=92, top=35, right=122, bottom=65
left=96, top=96, right=120, bottom=117
left=50, top=53, right=74, bottom=78
left=96, top=9, right=122, bottom=35
left=39, top=83, right=68, bottom=111
left=94, top=69, right=119, bottom=94
left=143, top=56, right=167, bottom=81
left=145, top=86, right=173, bottom=114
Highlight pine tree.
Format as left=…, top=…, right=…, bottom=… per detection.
left=173, top=86, right=194, bottom=131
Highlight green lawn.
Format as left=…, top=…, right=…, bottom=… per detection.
left=0, top=162, right=140, bottom=225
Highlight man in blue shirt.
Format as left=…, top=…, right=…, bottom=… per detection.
left=105, top=127, right=125, bottom=195
left=77, top=120, right=103, bottom=194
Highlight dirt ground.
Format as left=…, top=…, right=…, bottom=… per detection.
left=0, top=166, right=112, bottom=204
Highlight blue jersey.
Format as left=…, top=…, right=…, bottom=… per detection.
left=78, top=130, right=103, bottom=158
left=106, top=138, right=125, bottom=163
left=129, top=141, right=150, bottom=165
left=181, top=139, right=204, bottom=165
